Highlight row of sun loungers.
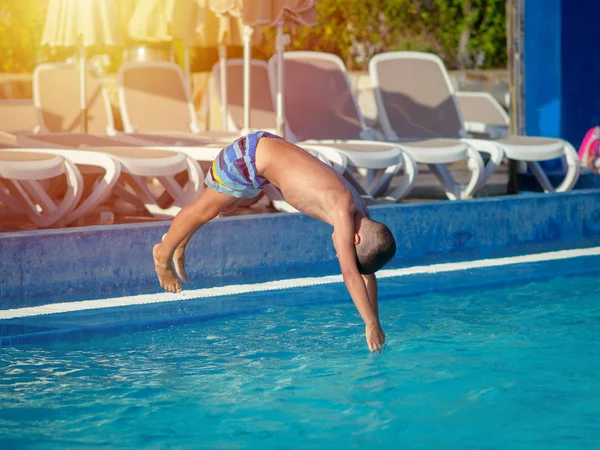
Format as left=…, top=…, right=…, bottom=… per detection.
left=0, top=50, right=582, bottom=229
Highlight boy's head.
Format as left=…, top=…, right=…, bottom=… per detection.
left=354, top=218, right=396, bottom=274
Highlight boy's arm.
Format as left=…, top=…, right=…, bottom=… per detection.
left=362, top=273, right=379, bottom=320
left=332, top=213, right=385, bottom=352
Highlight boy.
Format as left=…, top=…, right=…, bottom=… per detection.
left=153, top=131, right=396, bottom=352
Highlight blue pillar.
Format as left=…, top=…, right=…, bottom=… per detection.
left=524, top=0, right=600, bottom=147
left=560, top=0, right=600, bottom=147
left=524, top=0, right=561, bottom=139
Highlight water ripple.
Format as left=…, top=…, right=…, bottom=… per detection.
left=1, top=275, right=600, bottom=448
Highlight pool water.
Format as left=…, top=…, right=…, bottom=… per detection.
left=1, top=274, right=599, bottom=449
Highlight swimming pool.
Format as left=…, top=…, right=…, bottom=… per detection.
left=1, top=255, right=599, bottom=449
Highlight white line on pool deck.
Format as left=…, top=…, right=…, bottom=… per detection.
left=2, top=246, right=600, bottom=320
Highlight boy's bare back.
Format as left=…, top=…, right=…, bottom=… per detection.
left=256, top=137, right=366, bottom=224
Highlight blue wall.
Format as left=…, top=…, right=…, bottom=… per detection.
left=524, top=0, right=561, bottom=139
left=2, top=191, right=600, bottom=309
left=560, top=0, right=600, bottom=146
left=525, top=0, right=600, bottom=146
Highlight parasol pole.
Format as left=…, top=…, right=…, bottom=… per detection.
left=275, top=23, right=290, bottom=138
left=242, top=25, right=254, bottom=134
left=79, top=38, right=88, bottom=132
left=183, top=46, right=191, bottom=88
left=218, top=43, right=229, bottom=130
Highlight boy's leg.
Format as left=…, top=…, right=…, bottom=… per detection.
left=170, top=197, right=244, bottom=281
left=153, top=188, right=237, bottom=293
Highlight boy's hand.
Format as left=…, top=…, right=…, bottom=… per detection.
left=365, top=323, right=386, bottom=353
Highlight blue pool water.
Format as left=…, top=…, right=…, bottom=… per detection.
left=1, top=274, right=600, bottom=449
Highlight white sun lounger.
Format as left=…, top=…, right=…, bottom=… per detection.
left=369, top=52, right=580, bottom=193
left=34, top=60, right=351, bottom=170
left=14, top=132, right=204, bottom=220
left=0, top=131, right=120, bottom=226
left=267, top=51, right=484, bottom=201
left=0, top=146, right=82, bottom=228
left=455, top=91, right=509, bottom=139
left=33, top=61, right=231, bottom=156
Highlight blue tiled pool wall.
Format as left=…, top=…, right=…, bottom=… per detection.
left=2, top=190, right=600, bottom=308
left=3, top=254, right=600, bottom=348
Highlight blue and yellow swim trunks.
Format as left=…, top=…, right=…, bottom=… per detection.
left=205, top=131, right=280, bottom=199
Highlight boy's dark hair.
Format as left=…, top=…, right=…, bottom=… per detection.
left=355, top=219, right=396, bottom=275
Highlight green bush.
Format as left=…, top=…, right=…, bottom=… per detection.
left=0, top=0, right=507, bottom=73
left=286, top=0, right=507, bottom=70
left=0, top=0, right=47, bottom=72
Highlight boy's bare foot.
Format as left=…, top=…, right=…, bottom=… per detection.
left=173, top=246, right=188, bottom=282
left=153, top=243, right=182, bottom=293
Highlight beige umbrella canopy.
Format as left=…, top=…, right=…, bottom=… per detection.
left=243, top=0, right=316, bottom=27
left=41, top=0, right=123, bottom=132
left=42, top=0, right=123, bottom=47
left=127, top=0, right=174, bottom=44
left=208, top=0, right=315, bottom=26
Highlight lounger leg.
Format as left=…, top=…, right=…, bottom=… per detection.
left=462, top=138, right=505, bottom=190
left=344, top=169, right=375, bottom=200
left=553, top=142, right=581, bottom=192
left=64, top=155, right=121, bottom=225
left=381, top=151, right=418, bottom=202
left=112, top=179, right=147, bottom=210
left=426, top=149, right=484, bottom=201
left=527, top=161, right=554, bottom=192
left=125, top=175, right=182, bottom=218
left=527, top=143, right=580, bottom=193
left=428, top=164, right=460, bottom=200
left=171, top=157, right=204, bottom=206
left=20, top=180, right=58, bottom=215
left=0, top=180, right=36, bottom=215
left=462, top=148, right=485, bottom=198
left=369, top=166, right=398, bottom=197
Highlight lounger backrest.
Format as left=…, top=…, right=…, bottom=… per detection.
left=369, top=52, right=464, bottom=140
left=455, top=92, right=509, bottom=127
left=33, top=63, right=115, bottom=135
left=268, top=51, right=366, bottom=141
left=211, top=59, right=277, bottom=131
left=0, top=99, right=38, bottom=134
left=118, top=61, right=198, bottom=134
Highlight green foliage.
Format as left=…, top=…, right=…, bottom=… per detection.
left=419, top=0, right=507, bottom=69
left=0, top=0, right=507, bottom=73
left=283, top=0, right=507, bottom=70
left=0, top=0, right=48, bottom=72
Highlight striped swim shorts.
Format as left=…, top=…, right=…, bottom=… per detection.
left=205, top=130, right=279, bottom=199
